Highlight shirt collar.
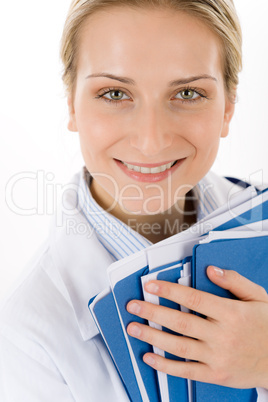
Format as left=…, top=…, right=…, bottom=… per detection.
left=77, top=168, right=152, bottom=261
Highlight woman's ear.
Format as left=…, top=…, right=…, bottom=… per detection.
left=221, top=93, right=236, bottom=138
left=67, top=96, right=78, bottom=132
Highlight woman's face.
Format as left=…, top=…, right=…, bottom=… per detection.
left=68, top=7, right=234, bottom=216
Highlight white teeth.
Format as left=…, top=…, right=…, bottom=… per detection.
left=122, top=161, right=177, bottom=174
left=151, top=166, right=162, bottom=173
left=140, top=167, right=151, bottom=174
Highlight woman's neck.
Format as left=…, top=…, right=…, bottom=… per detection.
left=90, top=179, right=197, bottom=244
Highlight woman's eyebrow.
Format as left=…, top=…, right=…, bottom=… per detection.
left=85, top=73, right=217, bottom=86
left=86, top=73, right=135, bottom=85
left=168, top=74, right=218, bottom=86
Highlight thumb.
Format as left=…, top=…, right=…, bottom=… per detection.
left=206, top=265, right=268, bottom=302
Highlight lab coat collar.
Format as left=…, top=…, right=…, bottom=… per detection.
left=48, top=171, right=114, bottom=341
left=192, top=171, right=241, bottom=217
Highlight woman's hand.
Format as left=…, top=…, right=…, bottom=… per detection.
left=126, top=266, right=268, bottom=389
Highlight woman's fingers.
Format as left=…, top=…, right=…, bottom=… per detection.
left=127, top=300, right=213, bottom=340
left=127, top=321, right=207, bottom=362
left=142, top=279, right=228, bottom=320
left=206, top=266, right=268, bottom=302
left=139, top=267, right=268, bottom=321
left=126, top=269, right=268, bottom=389
left=142, top=354, right=213, bottom=384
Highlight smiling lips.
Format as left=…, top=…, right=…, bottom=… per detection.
left=121, top=160, right=178, bottom=174
left=115, top=158, right=185, bottom=182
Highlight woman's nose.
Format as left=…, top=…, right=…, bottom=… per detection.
left=129, top=106, right=173, bottom=157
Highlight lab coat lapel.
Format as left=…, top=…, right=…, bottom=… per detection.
left=49, top=172, right=115, bottom=341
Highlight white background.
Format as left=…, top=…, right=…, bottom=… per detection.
left=1, top=1, right=268, bottom=300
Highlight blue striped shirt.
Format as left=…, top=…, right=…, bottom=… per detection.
left=77, top=168, right=220, bottom=261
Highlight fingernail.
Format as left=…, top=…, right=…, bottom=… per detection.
left=213, top=266, right=224, bottom=277
left=144, top=354, right=155, bottom=366
left=127, top=302, right=141, bottom=314
left=128, top=324, right=141, bottom=337
left=145, top=282, right=159, bottom=294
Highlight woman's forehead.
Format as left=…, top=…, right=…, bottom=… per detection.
left=77, top=7, right=224, bottom=84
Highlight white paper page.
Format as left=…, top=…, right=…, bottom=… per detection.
left=226, top=219, right=268, bottom=232
left=147, top=238, right=201, bottom=271
left=200, top=230, right=268, bottom=244
left=107, top=249, right=147, bottom=283
left=178, top=262, right=193, bottom=402
left=141, top=271, right=161, bottom=309
left=142, top=271, right=168, bottom=402
left=178, top=262, right=191, bottom=314
left=142, top=263, right=182, bottom=402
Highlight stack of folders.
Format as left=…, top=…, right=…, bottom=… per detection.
left=88, top=184, right=268, bottom=402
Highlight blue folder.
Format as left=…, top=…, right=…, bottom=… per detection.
left=112, top=266, right=161, bottom=401
left=89, top=290, right=142, bottom=401
left=191, top=235, right=268, bottom=402
left=156, top=260, right=190, bottom=402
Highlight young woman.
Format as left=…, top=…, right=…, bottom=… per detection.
left=0, top=0, right=267, bottom=400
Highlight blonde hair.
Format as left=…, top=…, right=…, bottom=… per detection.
left=60, top=0, right=242, bottom=99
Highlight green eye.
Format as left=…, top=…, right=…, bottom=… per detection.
left=174, top=89, right=200, bottom=101
left=109, top=90, right=124, bottom=100
left=100, top=89, right=130, bottom=102
left=181, top=89, right=195, bottom=99
left=97, top=88, right=131, bottom=103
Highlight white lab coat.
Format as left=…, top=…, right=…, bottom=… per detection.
left=0, top=170, right=267, bottom=401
